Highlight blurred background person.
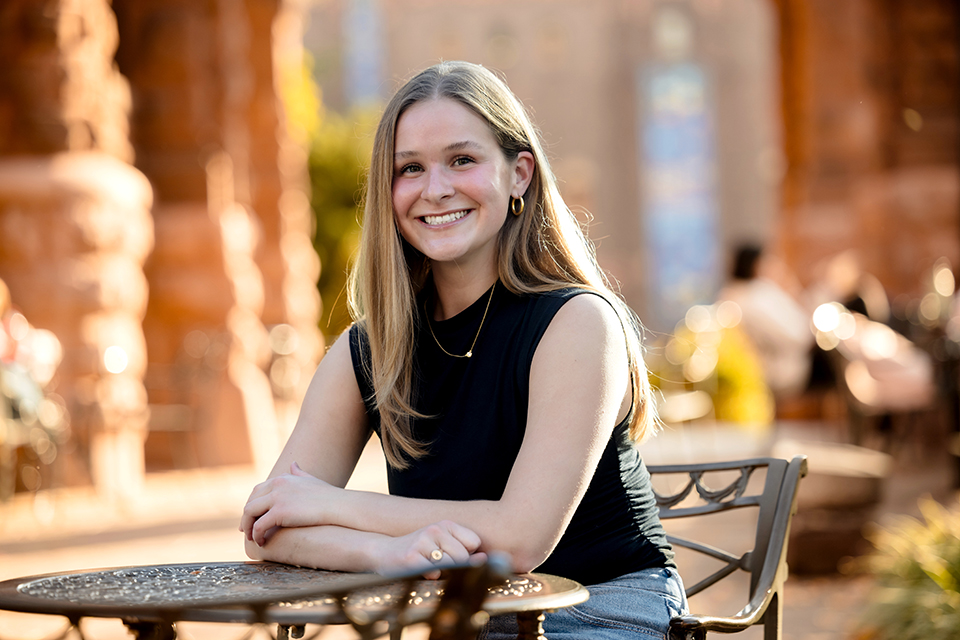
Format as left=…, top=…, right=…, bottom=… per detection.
left=717, top=244, right=814, bottom=403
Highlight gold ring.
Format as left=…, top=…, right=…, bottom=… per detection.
left=430, top=549, right=443, bottom=562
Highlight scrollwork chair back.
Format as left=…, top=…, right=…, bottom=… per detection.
left=648, top=456, right=808, bottom=640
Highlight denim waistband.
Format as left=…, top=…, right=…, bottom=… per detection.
left=480, top=566, right=688, bottom=640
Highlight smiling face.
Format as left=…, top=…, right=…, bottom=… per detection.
left=392, top=98, right=533, bottom=279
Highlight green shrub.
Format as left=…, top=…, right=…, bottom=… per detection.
left=308, top=107, right=377, bottom=341
left=278, top=53, right=378, bottom=342
left=858, top=497, right=960, bottom=640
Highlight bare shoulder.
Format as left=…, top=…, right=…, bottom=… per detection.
left=323, top=326, right=357, bottom=368
left=532, top=292, right=628, bottom=374
left=298, top=326, right=364, bottom=417
left=529, top=292, right=631, bottom=429
left=544, top=292, right=623, bottom=342
left=303, top=325, right=360, bottom=383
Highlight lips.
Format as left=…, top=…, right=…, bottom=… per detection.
left=421, top=209, right=471, bottom=226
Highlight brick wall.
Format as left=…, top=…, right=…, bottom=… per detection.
left=775, top=0, right=959, bottom=302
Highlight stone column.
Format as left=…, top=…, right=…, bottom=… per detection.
left=0, top=0, right=153, bottom=497
left=0, top=155, right=154, bottom=498
left=246, top=0, right=323, bottom=438
left=114, top=0, right=322, bottom=472
left=142, top=152, right=279, bottom=473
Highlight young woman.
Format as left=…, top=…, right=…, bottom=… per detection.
left=240, top=60, right=686, bottom=639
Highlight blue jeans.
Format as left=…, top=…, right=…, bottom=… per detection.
left=479, top=567, right=688, bottom=640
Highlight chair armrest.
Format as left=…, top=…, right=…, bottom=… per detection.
left=671, top=612, right=759, bottom=636
left=669, top=455, right=808, bottom=639
left=669, top=582, right=779, bottom=636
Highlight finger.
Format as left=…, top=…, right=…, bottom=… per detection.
left=432, top=532, right=470, bottom=565
left=420, top=525, right=473, bottom=565
left=239, top=496, right=273, bottom=540
left=426, top=546, right=454, bottom=566
left=416, top=548, right=444, bottom=579
left=251, top=509, right=281, bottom=546
left=253, top=519, right=270, bottom=546
left=414, top=537, right=444, bottom=565
left=468, top=551, right=489, bottom=565
left=244, top=477, right=275, bottom=503
left=290, top=461, right=309, bottom=476
left=241, top=516, right=260, bottom=543
left=442, top=521, right=482, bottom=554
left=239, top=501, right=263, bottom=537
left=414, top=525, right=449, bottom=560
left=407, top=528, right=455, bottom=568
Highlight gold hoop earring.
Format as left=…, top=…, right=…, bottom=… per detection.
left=511, top=196, right=525, bottom=216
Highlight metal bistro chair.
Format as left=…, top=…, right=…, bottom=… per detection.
left=648, top=456, right=808, bottom=640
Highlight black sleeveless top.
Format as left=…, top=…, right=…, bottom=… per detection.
left=348, top=283, right=674, bottom=585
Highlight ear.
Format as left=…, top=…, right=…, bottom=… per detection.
left=512, top=151, right=535, bottom=198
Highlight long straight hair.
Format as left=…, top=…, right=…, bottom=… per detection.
left=348, top=61, right=656, bottom=469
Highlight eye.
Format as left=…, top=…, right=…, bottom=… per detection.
left=452, top=156, right=475, bottom=167
left=397, top=163, right=423, bottom=175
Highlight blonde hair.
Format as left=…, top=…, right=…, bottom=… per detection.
left=348, top=61, right=655, bottom=469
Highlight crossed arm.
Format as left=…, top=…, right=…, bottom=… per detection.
left=240, top=294, right=631, bottom=577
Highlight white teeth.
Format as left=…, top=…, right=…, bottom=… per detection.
left=423, top=210, right=469, bottom=226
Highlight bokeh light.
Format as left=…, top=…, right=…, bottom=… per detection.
left=103, top=345, right=129, bottom=374
left=684, top=305, right=714, bottom=334
left=812, top=302, right=855, bottom=350
left=933, top=264, right=955, bottom=297
left=919, top=292, right=941, bottom=323
left=715, top=300, right=742, bottom=328
left=269, top=324, right=299, bottom=356
left=812, top=303, right=841, bottom=333
left=860, top=323, right=898, bottom=361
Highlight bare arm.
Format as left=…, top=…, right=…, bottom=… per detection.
left=241, top=330, right=485, bottom=574
left=242, top=295, right=631, bottom=572
left=257, top=331, right=371, bottom=488
left=254, top=521, right=483, bottom=578
left=242, top=332, right=369, bottom=563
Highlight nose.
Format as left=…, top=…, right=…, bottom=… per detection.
left=422, top=166, right=454, bottom=202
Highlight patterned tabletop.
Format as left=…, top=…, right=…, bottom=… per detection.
left=0, top=561, right=588, bottom=625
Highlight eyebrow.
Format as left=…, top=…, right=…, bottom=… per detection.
left=394, top=140, right=483, bottom=159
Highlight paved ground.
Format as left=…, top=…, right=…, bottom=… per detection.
left=0, top=420, right=955, bottom=640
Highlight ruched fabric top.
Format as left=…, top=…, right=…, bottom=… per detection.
left=348, top=283, right=674, bottom=586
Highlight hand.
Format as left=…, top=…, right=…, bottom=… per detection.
left=240, top=462, right=339, bottom=546
left=373, top=521, right=487, bottom=580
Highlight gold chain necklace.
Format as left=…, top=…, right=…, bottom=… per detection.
left=424, top=282, right=496, bottom=359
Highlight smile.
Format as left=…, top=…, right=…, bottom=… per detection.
left=422, top=210, right=470, bottom=226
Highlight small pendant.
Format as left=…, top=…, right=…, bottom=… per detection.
left=465, top=351, right=473, bottom=358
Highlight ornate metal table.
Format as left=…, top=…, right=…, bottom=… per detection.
left=0, top=561, right=588, bottom=639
